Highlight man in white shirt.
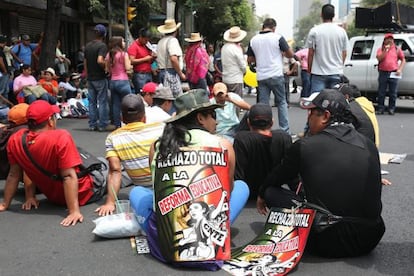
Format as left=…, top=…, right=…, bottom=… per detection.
left=221, top=26, right=247, bottom=99
left=306, top=4, right=349, bottom=93
left=147, top=85, right=174, bottom=123
left=247, top=18, right=294, bottom=133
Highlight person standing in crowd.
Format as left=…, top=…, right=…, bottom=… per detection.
left=0, top=100, right=107, bottom=226
left=84, top=24, right=114, bottom=132
left=306, top=4, right=349, bottom=93
left=95, top=94, right=164, bottom=216
left=156, top=19, right=186, bottom=97
left=10, top=34, right=37, bottom=71
left=210, top=82, right=250, bottom=139
left=233, top=103, right=292, bottom=199
left=55, top=39, right=71, bottom=76
left=105, top=36, right=132, bottom=129
left=207, top=43, right=216, bottom=86
left=247, top=18, right=293, bottom=133
left=257, top=90, right=385, bottom=258
left=0, top=35, right=9, bottom=101
left=375, top=33, right=405, bottom=115
left=184, top=32, right=209, bottom=90
left=128, top=28, right=156, bottom=94
left=295, top=47, right=311, bottom=97
left=221, top=26, right=247, bottom=99
left=214, top=42, right=223, bottom=81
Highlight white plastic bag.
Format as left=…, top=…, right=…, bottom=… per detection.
left=92, top=212, right=140, bottom=238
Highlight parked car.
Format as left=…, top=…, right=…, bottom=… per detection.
left=344, top=33, right=414, bottom=100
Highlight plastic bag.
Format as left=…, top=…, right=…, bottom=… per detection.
left=92, top=212, right=140, bottom=238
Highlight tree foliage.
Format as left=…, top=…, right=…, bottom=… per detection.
left=293, top=0, right=322, bottom=48
left=182, top=0, right=255, bottom=44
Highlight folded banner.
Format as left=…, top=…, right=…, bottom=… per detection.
left=154, top=146, right=231, bottom=262
left=223, top=207, right=315, bottom=275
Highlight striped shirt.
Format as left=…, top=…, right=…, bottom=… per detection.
left=105, top=121, right=164, bottom=185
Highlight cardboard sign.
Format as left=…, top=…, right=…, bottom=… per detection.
left=153, top=147, right=231, bottom=262
left=222, top=207, right=315, bottom=275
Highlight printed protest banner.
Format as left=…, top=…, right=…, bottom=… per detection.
left=153, top=146, right=231, bottom=262
left=222, top=207, right=315, bottom=275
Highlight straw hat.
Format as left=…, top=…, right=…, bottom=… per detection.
left=223, top=26, right=247, bottom=42
left=157, top=19, right=182, bottom=34
left=45, top=67, right=56, bottom=76
left=185, top=32, right=202, bottom=43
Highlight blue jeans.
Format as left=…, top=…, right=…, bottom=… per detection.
left=25, top=93, right=57, bottom=105
left=88, top=79, right=109, bottom=129
left=377, top=71, right=399, bottom=112
left=258, top=76, right=289, bottom=132
left=300, top=70, right=311, bottom=97
left=132, top=72, right=152, bottom=94
left=189, top=78, right=207, bottom=90
left=109, top=80, right=132, bottom=127
left=310, top=74, right=341, bottom=93
left=0, top=74, right=9, bottom=99
left=129, top=180, right=250, bottom=233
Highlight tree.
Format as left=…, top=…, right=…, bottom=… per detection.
left=39, top=0, right=64, bottom=71
left=293, top=0, right=322, bottom=48
left=182, top=0, right=255, bottom=45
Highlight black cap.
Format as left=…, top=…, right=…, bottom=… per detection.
left=248, top=103, right=273, bottom=127
left=338, top=84, right=361, bottom=98
left=121, top=94, right=144, bottom=115
left=300, top=89, right=351, bottom=117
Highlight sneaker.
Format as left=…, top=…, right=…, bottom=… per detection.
left=98, top=124, right=117, bottom=132
left=88, top=126, right=98, bottom=131
left=375, top=110, right=384, bottom=115
left=388, top=110, right=395, bottom=115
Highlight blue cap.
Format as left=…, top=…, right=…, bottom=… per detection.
left=94, top=24, right=107, bottom=37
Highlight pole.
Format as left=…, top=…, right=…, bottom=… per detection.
left=108, top=0, right=112, bottom=38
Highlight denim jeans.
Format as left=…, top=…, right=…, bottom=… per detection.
left=132, top=72, right=152, bottom=94
left=377, top=71, right=399, bottom=112
left=310, top=74, right=341, bottom=93
left=0, top=74, right=9, bottom=98
left=88, top=79, right=109, bottom=129
left=110, top=80, right=132, bottom=127
left=300, top=70, right=311, bottom=97
left=25, top=93, right=57, bottom=105
left=258, top=76, right=290, bottom=132
left=189, top=77, right=207, bottom=90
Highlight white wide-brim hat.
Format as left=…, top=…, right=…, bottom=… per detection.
left=223, top=26, right=247, bottom=42
left=157, top=19, right=182, bottom=34
left=185, top=32, right=202, bottom=43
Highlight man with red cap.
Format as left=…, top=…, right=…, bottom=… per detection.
left=0, top=100, right=106, bottom=226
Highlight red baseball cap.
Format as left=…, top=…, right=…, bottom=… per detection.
left=27, top=100, right=60, bottom=124
left=141, top=82, right=157, bottom=93
left=384, top=33, right=394, bottom=39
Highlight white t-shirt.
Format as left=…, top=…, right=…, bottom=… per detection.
left=248, top=31, right=289, bottom=80
left=221, top=43, right=246, bottom=84
left=145, top=106, right=171, bottom=124
left=306, top=23, right=349, bottom=75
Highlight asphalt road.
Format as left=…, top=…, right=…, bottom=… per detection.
left=0, top=92, right=413, bottom=276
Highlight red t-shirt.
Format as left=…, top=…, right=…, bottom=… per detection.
left=377, top=46, right=404, bottom=72
left=7, top=129, right=94, bottom=206
left=38, top=78, right=59, bottom=96
left=127, top=40, right=152, bottom=73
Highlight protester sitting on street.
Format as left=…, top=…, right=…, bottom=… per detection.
left=257, top=90, right=385, bottom=258
left=140, top=81, right=157, bottom=107
left=95, top=94, right=164, bottom=216
left=233, top=103, right=292, bottom=199
left=338, top=83, right=379, bottom=147
left=0, top=100, right=107, bottom=226
left=12, top=64, right=37, bottom=103
left=210, top=82, right=250, bottom=140
left=38, top=67, right=59, bottom=99
left=146, top=85, right=175, bottom=123
left=129, top=89, right=249, bottom=234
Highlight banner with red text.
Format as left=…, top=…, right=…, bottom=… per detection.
left=154, top=146, right=231, bottom=262
left=222, top=207, right=315, bottom=275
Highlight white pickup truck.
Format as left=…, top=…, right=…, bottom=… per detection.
left=343, top=33, right=414, bottom=100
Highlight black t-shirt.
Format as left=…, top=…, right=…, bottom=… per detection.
left=233, top=129, right=292, bottom=198
left=84, top=40, right=107, bottom=81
